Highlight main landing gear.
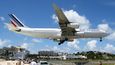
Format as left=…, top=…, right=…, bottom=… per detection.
left=58, top=40, right=65, bottom=45
left=58, top=38, right=68, bottom=45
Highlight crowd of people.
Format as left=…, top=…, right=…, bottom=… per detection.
left=16, top=59, right=37, bottom=65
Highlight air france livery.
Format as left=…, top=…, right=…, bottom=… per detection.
left=6, top=4, right=109, bottom=45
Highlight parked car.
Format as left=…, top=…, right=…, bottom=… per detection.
left=38, top=61, right=49, bottom=65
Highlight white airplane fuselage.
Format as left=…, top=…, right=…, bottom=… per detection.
left=7, top=3, right=110, bottom=45
left=15, top=27, right=109, bottom=41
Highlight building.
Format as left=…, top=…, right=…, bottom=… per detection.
left=62, top=54, right=87, bottom=60
left=37, top=51, right=87, bottom=60
left=38, top=51, right=61, bottom=59
left=9, top=46, right=30, bottom=60
left=0, top=46, right=29, bottom=60
left=38, top=51, right=59, bottom=56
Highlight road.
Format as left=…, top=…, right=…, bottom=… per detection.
left=47, top=60, right=115, bottom=65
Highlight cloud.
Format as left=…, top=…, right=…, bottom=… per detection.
left=52, top=9, right=90, bottom=29
left=40, top=45, right=51, bottom=51
left=97, top=22, right=115, bottom=41
left=86, top=40, right=97, bottom=50
left=32, top=39, right=42, bottom=43
left=52, top=46, right=58, bottom=51
left=106, top=32, right=115, bottom=41
left=52, top=15, right=58, bottom=22
left=97, top=23, right=111, bottom=32
left=40, top=45, right=58, bottom=51
left=40, top=45, right=57, bottom=51
left=0, top=39, right=7, bottom=46
left=0, top=39, right=10, bottom=47
left=21, top=43, right=28, bottom=49
left=103, top=44, right=115, bottom=53
left=0, top=17, right=5, bottom=21
left=51, top=46, right=68, bottom=52
left=40, top=45, right=70, bottom=53
left=7, top=45, right=12, bottom=47
left=67, top=39, right=80, bottom=50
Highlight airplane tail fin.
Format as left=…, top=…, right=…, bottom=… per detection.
left=8, top=14, right=26, bottom=27
left=6, top=14, right=27, bottom=31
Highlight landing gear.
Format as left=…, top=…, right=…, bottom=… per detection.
left=58, top=40, right=65, bottom=45
left=58, top=38, right=68, bottom=45
left=100, top=37, right=102, bottom=42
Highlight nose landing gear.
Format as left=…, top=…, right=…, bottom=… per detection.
left=100, top=37, right=102, bottom=42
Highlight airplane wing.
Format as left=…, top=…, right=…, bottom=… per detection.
left=53, top=4, right=76, bottom=45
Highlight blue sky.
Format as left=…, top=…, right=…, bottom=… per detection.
left=0, top=0, right=115, bottom=54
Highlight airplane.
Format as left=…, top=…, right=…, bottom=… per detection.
left=6, top=4, right=109, bottom=45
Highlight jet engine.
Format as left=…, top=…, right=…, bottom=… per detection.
left=67, top=22, right=79, bottom=28
left=53, top=38, right=74, bottom=42
left=53, top=39, right=61, bottom=42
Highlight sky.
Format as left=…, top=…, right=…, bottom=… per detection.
left=0, top=0, right=115, bottom=54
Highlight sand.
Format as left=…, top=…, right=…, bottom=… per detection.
left=0, top=60, right=29, bottom=65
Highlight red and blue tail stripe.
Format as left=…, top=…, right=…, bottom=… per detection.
left=10, top=19, right=17, bottom=27
left=8, top=14, right=25, bottom=27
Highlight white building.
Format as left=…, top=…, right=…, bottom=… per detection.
left=62, top=55, right=87, bottom=60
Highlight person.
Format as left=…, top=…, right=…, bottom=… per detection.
left=30, top=59, right=37, bottom=65
left=16, top=59, right=24, bottom=65
left=99, top=61, right=102, bottom=65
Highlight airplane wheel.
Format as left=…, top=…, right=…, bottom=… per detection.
left=58, top=43, right=62, bottom=45
left=58, top=40, right=64, bottom=45
left=58, top=38, right=68, bottom=45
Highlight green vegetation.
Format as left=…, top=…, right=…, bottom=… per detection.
left=75, top=51, right=115, bottom=60
left=102, top=64, right=114, bottom=65
left=64, top=60, right=115, bottom=65
left=87, top=63, right=115, bottom=65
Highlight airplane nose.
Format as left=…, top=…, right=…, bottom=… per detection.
left=100, top=30, right=110, bottom=36
left=104, top=32, right=110, bottom=36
